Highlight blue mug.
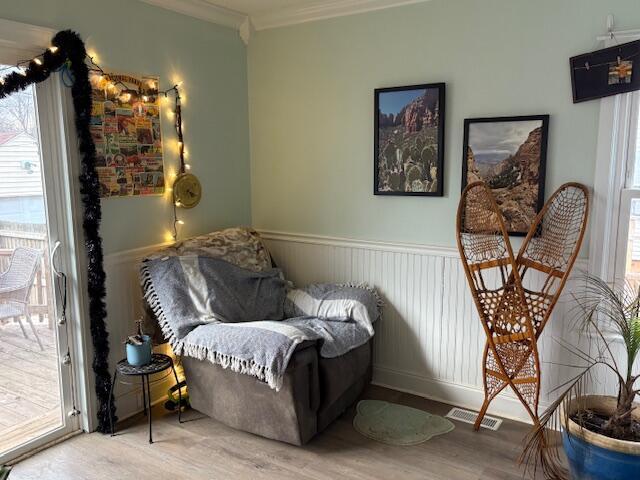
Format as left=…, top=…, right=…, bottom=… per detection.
left=126, top=335, right=152, bottom=366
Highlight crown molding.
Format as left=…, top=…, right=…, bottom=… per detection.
left=138, top=0, right=247, bottom=30
left=138, top=0, right=430, bottom=35
left=251, top=0, right=431, bottom=31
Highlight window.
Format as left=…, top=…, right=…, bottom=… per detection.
left=588, top=32, right=640, bottom=288
left=617, top=95, right=640, bottom=289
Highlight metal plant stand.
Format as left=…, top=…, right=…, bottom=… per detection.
left=108, top=353, right=182, bottom=443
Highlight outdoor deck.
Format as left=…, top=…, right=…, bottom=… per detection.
left=0, top=318, right=61, bottom=453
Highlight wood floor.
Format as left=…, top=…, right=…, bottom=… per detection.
left=0, top=320, right=62, bottom=453
left=10, top=385, right=545, bottom=480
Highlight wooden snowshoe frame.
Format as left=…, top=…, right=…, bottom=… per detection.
left=455, top=181, right=589, bottom=429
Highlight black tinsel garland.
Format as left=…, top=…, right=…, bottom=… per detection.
left=0, top=30, right=115, bottom=432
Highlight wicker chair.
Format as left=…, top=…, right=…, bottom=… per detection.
left=0, top=247, right=44, bottom=350
left=456, top=182, right=588, bottom=429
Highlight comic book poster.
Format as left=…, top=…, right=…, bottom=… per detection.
left=90, top=72, right=165, bottom=197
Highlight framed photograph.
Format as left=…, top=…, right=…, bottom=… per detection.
left=570, top=39, right=640, bottom=103
left=374, top=83, right=445, bottom=196
left=461, top=115, right=549, bottom=235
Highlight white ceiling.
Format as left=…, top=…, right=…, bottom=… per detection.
left=140, top=0, right=430, bottom=41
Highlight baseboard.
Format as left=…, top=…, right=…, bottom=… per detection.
left=372, top=365, right=549, bottom=425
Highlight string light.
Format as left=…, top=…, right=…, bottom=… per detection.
left=163, top=231, right=175, bottom=243
left=0, top=47, right=59, bottom=78
left=168, top=81, right=190, bottom=240
left=0, top=45, right=191, bottom=244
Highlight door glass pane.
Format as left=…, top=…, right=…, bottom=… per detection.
left=0, top=66, right=62, bottom=455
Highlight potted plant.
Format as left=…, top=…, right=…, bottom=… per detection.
left=125, top=318, right=152, bottom=367
left=522, top=275, right=640, bottom=479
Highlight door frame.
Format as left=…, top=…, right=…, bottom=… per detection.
left=0, top=18, right=93, bottom=463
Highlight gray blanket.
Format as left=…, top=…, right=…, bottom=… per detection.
left=141, top=255, right=286, bottom=344
left=141, top=255, right=382, bottom=390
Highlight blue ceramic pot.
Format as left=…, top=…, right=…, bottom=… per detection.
left=563, top=396, right=640, bottom=479
left=126, top=335, right=152, bottom=366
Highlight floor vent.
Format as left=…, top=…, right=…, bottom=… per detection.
left=445, top=407, right=502, bottom=431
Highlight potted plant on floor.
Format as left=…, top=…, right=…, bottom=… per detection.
left=522, top=275, right=640, bottom=479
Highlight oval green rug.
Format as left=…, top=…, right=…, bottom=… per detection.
left=353, top=400, right=455, bottom=446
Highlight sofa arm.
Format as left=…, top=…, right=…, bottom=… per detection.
left=287, top=343, right=320, bottom=413
left=182, top=342, right=321, bottom=445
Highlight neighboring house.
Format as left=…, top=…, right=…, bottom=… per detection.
left=0, top=131, right=44, bottom=224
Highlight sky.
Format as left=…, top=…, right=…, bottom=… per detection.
left=468, top=120, right=541, bottom=164
left=378, top=89, right=425, bottom=115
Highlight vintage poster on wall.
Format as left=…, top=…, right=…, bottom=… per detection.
left=89, top=72, right=165, bottom=197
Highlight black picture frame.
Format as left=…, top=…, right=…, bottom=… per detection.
left=570, top=39, right=640, bottom=103
left=461, top=115, right=549, bottom=236
left=374, top=83, right=445, bottom=196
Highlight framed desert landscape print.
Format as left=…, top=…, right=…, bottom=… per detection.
left=461, top=115, right=549, bottom=235
left=374, top=83, right=445, bottom=196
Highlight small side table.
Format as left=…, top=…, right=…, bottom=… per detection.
left=108, top=353, right=182, bottom=443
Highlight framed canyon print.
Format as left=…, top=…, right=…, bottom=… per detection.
left=461, top=115, right=549, bottom=235
left=374, top=83, right=445, bottom=196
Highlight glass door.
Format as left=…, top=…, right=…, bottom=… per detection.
left=0, top=66, right=80, bottom=463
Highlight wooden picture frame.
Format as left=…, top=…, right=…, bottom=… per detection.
left=461, top=115, right=549, bottom=235
left=374, top=83, right=445, bottom=196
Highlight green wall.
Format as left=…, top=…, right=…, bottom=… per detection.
left=0, top=0, right=251, bottom=254
left=248, top=0, right=640, bottom=249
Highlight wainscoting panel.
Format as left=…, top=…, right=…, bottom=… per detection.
left=102, top=232, right=592, bottom=425
left=261, top=230, right=585, bottom=423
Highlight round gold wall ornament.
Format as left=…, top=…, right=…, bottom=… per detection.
left=172, top=173, right=201, bottom=209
